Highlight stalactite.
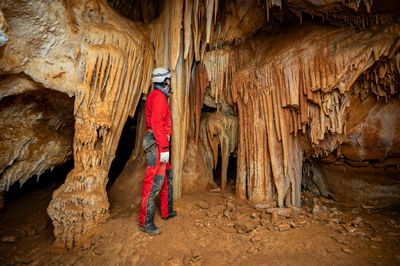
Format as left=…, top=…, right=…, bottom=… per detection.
left=190, top=63, right=209, bottom=144
left=227, top=24, right=400, bottom=206
left=47, top=9, right=154, bottom=248
left=199, top=111, right=238, bottom=191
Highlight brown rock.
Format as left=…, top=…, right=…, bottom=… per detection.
left=330, top=235, right=351, bottom=245
left=223, top=209, right=231, bottom=219
left=197, top=201, right=209, bottom=209
left=312, top=204, right=329, bottom=220
left=342, top=247, right=353, bottom=254
left=276, top=223, right=291, bottom=232
left=370, top=236, right=382, bottom=242
left=351, top=216, right=362, bottom=226
left=295, top=216, right=307, bottom=225
left=361, top=204, right=375, bottom=209
left=206, top=207, right=219, bottom=218
left=328, top=218, right=340, bottom=224
left=250, top=233, right=263, bottom=243
left=266, top=208, right=293, bottom=217
left=261, top=218, right=270, bottom=227
left=341, top=224, right=357, bottom=233
left=234, top=213, right=260, bottom=233
left=1, top=235, right=16, bottom=243
left=271, top=210, right=280, bottom=225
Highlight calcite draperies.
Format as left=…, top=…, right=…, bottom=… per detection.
left=0, top=0, right=153, bottom=248
left=47, top=14, right=153, bottom=248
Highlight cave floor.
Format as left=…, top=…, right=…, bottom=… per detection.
left=0, top=184, right=400, bottom=266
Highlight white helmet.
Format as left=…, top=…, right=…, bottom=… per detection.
left=151, top=67, right=171, bottom=84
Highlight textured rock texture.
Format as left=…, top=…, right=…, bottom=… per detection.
left=0, top=0, right=153, bottom=248
left=0, top=78, right=74, bottom=192
left=1, top=0, right=400, bottom=249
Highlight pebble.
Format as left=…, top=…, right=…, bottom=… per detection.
left=223, top=209, right=231, bottom=219
left=296, top=217, right=307, bottom=225
left=210, top=188, right=221, bottom=193
left=342, top=247, right=353, bottom=254
left=250, top=233, right=263, bottom=243
left=197, top=201, right=209, bottom=209
left=370, top=236, right=382, bottom=242
left=276, top=223, right=291, bottom=232
left=1, top=235, right=16, bottom=243
left=330, top=235, right=350, bottom=245
left=271, top=210, right=280, bottom=225
left=267, top=208, right=293, bottom=218
left=351, top=216, right=362, bottom=226
left=312, top=204, right=329, bottom=219
left=342, top=224, right=357, bottom=233
left=361, top=204, right=374, bottom=209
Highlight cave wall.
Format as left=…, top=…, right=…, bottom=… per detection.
left=0, top=76, right=74, bottom=192
left=307, top=97, right=400, bottom=205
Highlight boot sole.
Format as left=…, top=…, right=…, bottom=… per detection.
left=139, top=226, right=161, bottom=236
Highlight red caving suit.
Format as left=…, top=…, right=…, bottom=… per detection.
left=139, top=87, right=173, bottom=226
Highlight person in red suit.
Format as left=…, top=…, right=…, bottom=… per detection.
left=139, top=67, right=177, bottom=235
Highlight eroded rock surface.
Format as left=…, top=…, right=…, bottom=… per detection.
left=0, top=0, right=153, bottom=248
left=1, top=0, right=400, bottom=250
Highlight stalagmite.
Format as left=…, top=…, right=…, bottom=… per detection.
left=0, top=0, right=153, bottom=248
left=199, top=111, right=238, bottom=191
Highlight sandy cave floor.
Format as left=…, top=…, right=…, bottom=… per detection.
left=0, top=182, right=400, bottom=266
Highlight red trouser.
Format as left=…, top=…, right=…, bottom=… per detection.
left=139, top=148, right=173, bottom=226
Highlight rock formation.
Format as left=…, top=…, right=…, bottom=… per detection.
left=0, top=0, right=153, bottom=248
left=1, top=0, right=399, bottom=248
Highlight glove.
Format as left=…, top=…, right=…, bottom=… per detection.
left=160, top=151, right=169, bottom=163
left=167, top=134, right=170, bottom=142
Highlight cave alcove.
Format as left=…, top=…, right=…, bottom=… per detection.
left=107, top=99, right=144, bottom=190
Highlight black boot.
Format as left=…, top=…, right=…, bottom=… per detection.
left=162, top=169, right=177, bottom=220
left=162, top=210, right=177, bottom=220
left=140, top=223, right=161, bottom=235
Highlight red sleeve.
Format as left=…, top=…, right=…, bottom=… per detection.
left=151, top=94, right=169, bottom=152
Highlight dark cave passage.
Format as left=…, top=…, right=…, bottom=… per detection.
left=3, top=159, right=73, bottom=204
left=213, top=149, right=237, bottom=190
left=107, top=100, right=144, bottom=189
